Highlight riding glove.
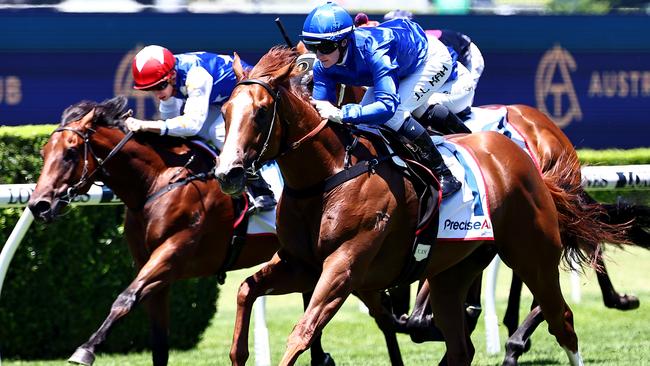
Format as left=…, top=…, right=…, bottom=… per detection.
left=125, top=117, right=167, bottom=135
left=310, top=98, right=342, bottom=124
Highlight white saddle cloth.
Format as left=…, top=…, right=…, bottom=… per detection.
left=432, top=137, right=495, bottom=241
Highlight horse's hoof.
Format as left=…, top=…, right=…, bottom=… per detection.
left=610, top=294, right=640, bottom=311
left=523, top=338, right=532, bottom=353
left=408, top=326, right=445, bottom=343
left=311, top=352, right=335, bottom=366
left=68, top=347, right=96, bottom=365
left=502, top=356, right=519, bottom=366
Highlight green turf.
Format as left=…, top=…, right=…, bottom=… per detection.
left=3, top=246, right=648, bottom=365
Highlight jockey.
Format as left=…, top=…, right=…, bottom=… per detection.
left=126, top=45, right=276, bottom=211
left=382, top=9, right=485, bottom=122
left=302, top=2, right=463, bottom=197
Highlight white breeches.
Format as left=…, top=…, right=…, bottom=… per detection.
left=360, top=35, right=454, bottom=131
left=196, top=105, right=226, bottom=151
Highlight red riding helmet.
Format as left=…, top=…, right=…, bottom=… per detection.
left=132, top=45, right=176, bottom=90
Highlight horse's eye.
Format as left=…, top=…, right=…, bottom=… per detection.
left=63, top=147, right=78, bottom=161
left=255, top=106, right=268, bottom=123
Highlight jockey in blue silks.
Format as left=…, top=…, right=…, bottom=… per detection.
left=302, top=2, right=466, bottom=197
left=125, top=45, right=276, bottom=211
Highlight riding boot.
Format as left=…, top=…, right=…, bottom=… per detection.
left=246, top=172, right=277, bottom=212
left=411, top=131, right=462, bottom=198
left=419, top=104, right=471, bottom=134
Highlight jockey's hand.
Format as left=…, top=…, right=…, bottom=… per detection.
left=125, top=117, right=166, bottom=134
left=310, top=98, right=342, bottom=124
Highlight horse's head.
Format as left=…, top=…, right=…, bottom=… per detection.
left=214, top=47, right=300, bottom=195
left=28, top=96, right=129, bottom=222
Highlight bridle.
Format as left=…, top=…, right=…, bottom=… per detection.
left=51, top=124, right=133, bottom=203
left=233, top=78, right=329, bottom=173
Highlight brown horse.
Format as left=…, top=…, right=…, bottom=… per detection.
left=213, top=46, right=611, bottom=365
left=25, top=96, right=334, bottom=366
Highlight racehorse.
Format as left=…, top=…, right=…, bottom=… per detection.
left=293, top=48, right=644, bottom=360
left=213, top=46, right=618, bottom=365
left=26, top=96, right=334, bottom=366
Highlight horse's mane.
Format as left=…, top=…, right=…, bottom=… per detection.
left=249, top=46, right=298, bottom=79
left=61, top=96, right=129, bottom=130
left=248, top=46, right=315, bottom=105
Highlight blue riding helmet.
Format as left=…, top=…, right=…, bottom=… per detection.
left=301, top=2, right=354, bottom=43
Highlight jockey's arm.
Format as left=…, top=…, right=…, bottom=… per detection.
left=162, top=67, right=214, bottom=137
left=339, top=51, right=399, bottom=125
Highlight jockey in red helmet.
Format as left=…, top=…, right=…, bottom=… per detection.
left=126, top=45, right=276, bottom=211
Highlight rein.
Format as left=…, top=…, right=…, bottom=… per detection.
left=234, top=78, right=329, bottom=173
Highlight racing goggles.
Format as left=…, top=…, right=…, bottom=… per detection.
left=143, top=79, right=169, bottom=92
left=305, top=40, right=340, bottom=55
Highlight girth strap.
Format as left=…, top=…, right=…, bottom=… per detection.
left=140, top=172, right=211, bottom=209
left=283, top=156, right=391, bottom=199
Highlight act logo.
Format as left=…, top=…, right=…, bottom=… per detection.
left=114, top=45, right=161, bottom=119
left=535, top=45, right=582, bottom=128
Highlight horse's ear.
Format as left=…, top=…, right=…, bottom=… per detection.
left=80, top=108, right=96, bottom=129
left=295, top=41, right=308, bottom=55
left=270, top=59, right=296, bottom=87
left=232, top=52, right=245, bottom=81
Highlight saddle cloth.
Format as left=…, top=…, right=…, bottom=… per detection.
left=463, top=105, right=540, bottom=170
left=431, top=136, right=494, bottom=241
left=190, top=140, right=282, bottom=236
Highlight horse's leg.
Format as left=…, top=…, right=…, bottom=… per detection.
left=503, top=272, right=523, bottom=336
left=230, top=253, right=319, bottom=366
left=503, top=244, right=582, bottom=366
left=398, top=273, right=484, bottom=344
left=68, top=241, right=181, bottom=366
left=387, top=284, right=411, bottom=319
left=464, top=274, right=483, bottom=334
left=428, top=246, right=495, bottom=366
left=503, top=305, right=544, bottom=366
left=303, top=292, right=335, bottom=366
left=396, top=281, right=444, bottom=343
left=356, top=290, right=405, bottom=366
left=279, top=255, right=359, bottom=366
left=143, top=287, right=171, bottom=366
left=596, top=253, right=640, bottom=310
left=582, top=193, right=642, bottom=309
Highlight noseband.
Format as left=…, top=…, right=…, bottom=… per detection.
left=52, top=125, right=133, bottom=201
left=234, top=78, right=330, bottom=172
left=235, top=79, right=281, bottom=172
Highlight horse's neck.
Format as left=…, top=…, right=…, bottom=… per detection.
left=276, top=99, right=347, bottom=190
left=92, top=128, right=164, bottom=209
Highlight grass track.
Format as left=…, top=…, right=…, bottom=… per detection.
left=3, top=246, right=648, bottom=365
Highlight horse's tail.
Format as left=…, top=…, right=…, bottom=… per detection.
left=584, top=193, right=650, bottom=250
left=541, top=154, right=631, bottom=271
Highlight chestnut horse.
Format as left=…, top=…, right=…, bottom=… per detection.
left=213, top=46, right=610, bottom=366
left=26, top=96, right=333, bottom=366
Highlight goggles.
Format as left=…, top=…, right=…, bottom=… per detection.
left=143, top=79, right=169, bottom=92
left=305, top=40, right=340, bottom=55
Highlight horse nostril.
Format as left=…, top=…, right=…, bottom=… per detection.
left=28, top=200, right=52, bottom=218
left=216, top=166, right=247, bottom=195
